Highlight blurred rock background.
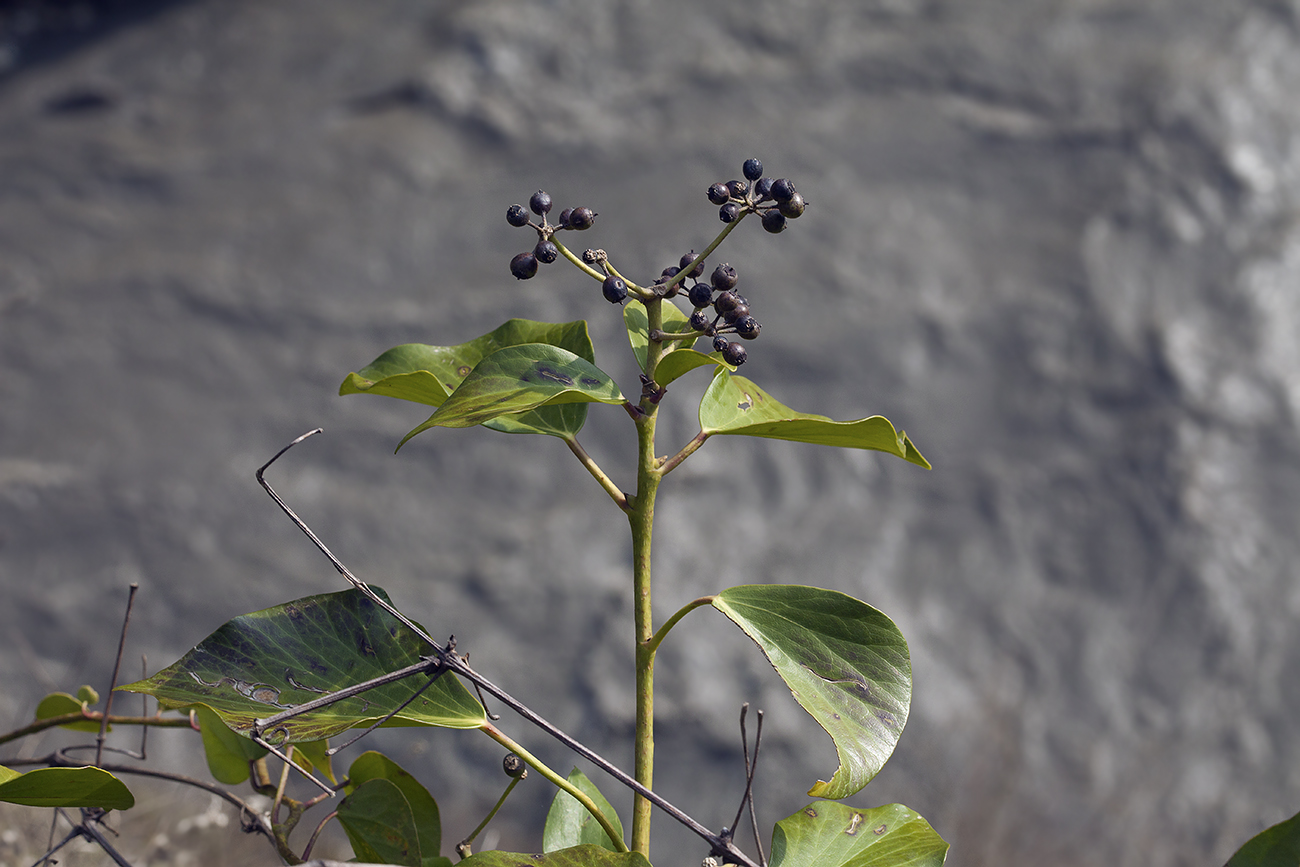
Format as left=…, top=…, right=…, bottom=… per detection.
left=2, top=1, right=1299, bottom=864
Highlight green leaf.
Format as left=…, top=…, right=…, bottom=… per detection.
left=35, top=691, right=101, bottom=733
left=624, top=298, right=697, bottom=375
left=398, top=344, right=623, bottom=446
left=770, top=802, right=948, bottom=867
left=338, top=777, right=421, bottom=866
left=118, top=588, right=485, bottom=744
left=459, top=846, right=651, bottom=867
left=76, top=684, right=100, bottom=705
left=1225, top=809, right=1300, bottom=867
left=195, top=705, right=268, bottom=784
left=0, top=765, right=135, bottom=810
left=699, top=371, right=930, bottom=468
left=346, top=751, right=442, bottom=859
left=713, top=585, right=911, bottom=800
left=341, top=319, right=597, bottom=439
left=543, top=767, right=625, bottom=852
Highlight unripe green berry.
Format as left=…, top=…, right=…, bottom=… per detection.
left=687, top=282, right=713, bottom=309
left=506, top=204, right=530, bottom=227
left=533, top=239, right=559, bottom=264
left=719, top=202, right=741, bottom=223
left=710, top=263, right=739, bottom=291
left=777, top=191, right=805, bottom=219
left=707, top=183, right=730, bottom=205
left=742, top=158, right=763, bottom=181
left=722, top=341, right=748, bottom=366
left=761, top=209, right=786, bottom=233
left=771, top=178, right=797, bottom=203
left=602, top=275, right=628, bottom=304
left=529, top=190, right=553, bottom=215
left=568, top=207, right=596, bottom=230
left=510, top=252, right=538, bottom=280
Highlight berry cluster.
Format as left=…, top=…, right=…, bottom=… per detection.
left=707, top=158, right=806, bottom=234
left=505, top=190, right=597, bottom=280
left=681, top=260, right=760, bottom=367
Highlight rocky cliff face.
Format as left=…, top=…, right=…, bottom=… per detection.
left=2, top=2, right=1298, bottom=864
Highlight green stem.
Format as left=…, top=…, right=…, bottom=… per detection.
left=658, top=431, right=710, bottom=476
left=662, top=211, right=750, bottom=294
left=481, top=722, right=628, bottom=853
left=0, top=712, right=195, bottom=747
left=629, top=297, right=669, bottom=857
left=457, top=774, right=526, bottom=858
left=566, top=436, right=630, bottom=512
left=646, top=596, right=714, bottom=656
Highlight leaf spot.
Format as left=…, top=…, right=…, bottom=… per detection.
left=580, top=376, right=602, bottom=387
left=457, top=365, right=472, bottom=377
left=804, top=807, right=818, bottom=819
left=846, top=812, right=864, bottom=836
left=876, top=710, right=897, bottom=727
left=737, top=392, right=753, bottom=411
left=874, top=823, right=888, bottom=835
left=285, top=670, right=327, bottom=694
left=533, top=365, right=574, bottom=386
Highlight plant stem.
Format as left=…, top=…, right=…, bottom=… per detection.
left=0, top=712, right=194, bottom=747
left=659, top=430, right=710, bottom=475
left=566, top=437, right=630, bottom=512
left=480, top=722, right=628, bottom=853
left=629, top=297, right=668, bottom=857
left=646, top=596, right=715, bottom=656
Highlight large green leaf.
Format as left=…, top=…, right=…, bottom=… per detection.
left=459, top=847, right=651, bottom=867
left=118, top=588, right=485, bottom=744
left=195, top=705, right=268, bottom=784
left=543, top=767, right=625, bottom=853
left=339, top=777, right=421, bottom=866
left=770, top=802, right=948, bottom=867
left=340, top=319, right=596, bottom=439
left=1226, top=809, right=1300, bottom=867
left=699, top=371, right=930, bottom=468
left=346, top=751, right=443, bottom=861
left=398, top=344, right=623, bottom=446
left=713, top=585, right=911, bottom=800
left=0, top=765, right=135, bottom=810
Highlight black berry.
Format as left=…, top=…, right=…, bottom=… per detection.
left=735, top=316, right=761, bottom=339
left=707, top=183, right=730, bottom=205
left=557, top=207, right=573, bottom=228
left=714, top=291, right=741, bottom=316
left=719, top=202, right=741, bottom=223
left=713, top=335, right=730, bottom=353
left=568, top=207, right=596, bottom=230
left=754, top=177, right=775, bottom=200
left=761, top=209, right=786, bottom=233
left=689, top=310, right=710, bottom=331
left=710, top=263, right=739, bottom=291
left=687, top=282, right=714, bottom=309
left=661, top=266, right=681, bottom=279
left=510, top=252, right=538, bottom=280
left=506, top=204, right=530, bottom=227
left=722, top=341, right=748, bottom=366
left=581, top=248, right=600, bottom=265
left=723, top=301, right=750, bottom=324
left=742, top=158, right=763, bottom=182
left=529, top=190, right=553, bottom=216
left=680, top=252, right=705, bottom=279
left=778, top=192, right=805, bottom=219
left=771, top=178, right=797, bottom=203
left=726, top=179, right=749, bottom=199
left=602, top=275, right=628, bottom=304
left=533, top=239, right=559, bottom=264
left=503, top=754, right=527, bottom=778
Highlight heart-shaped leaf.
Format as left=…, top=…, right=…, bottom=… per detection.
left=118, top=588, right=485, bottom=744
left=398, top=344, right=623, bottom=446
left=713, top=585, right=911, bottom=799
left=699, top=371, right=930, bottom=468
left=0, top=765, right=135, bottom=810
left=459, top=847, right=650, bottom=867
left=346, top=751, right=443, bottom=860
left=339, top=777, right=422, bottom=866
left=341, top=319, right=596, bottom=439
left=1226, top=808, right=1300, bottom=867
left=769, top=802, right=948, bottom=867
left=543, top=767, right=625, bottom=853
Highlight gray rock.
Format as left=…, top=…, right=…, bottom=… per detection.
left=2, top=1, right=1297, bottom=865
